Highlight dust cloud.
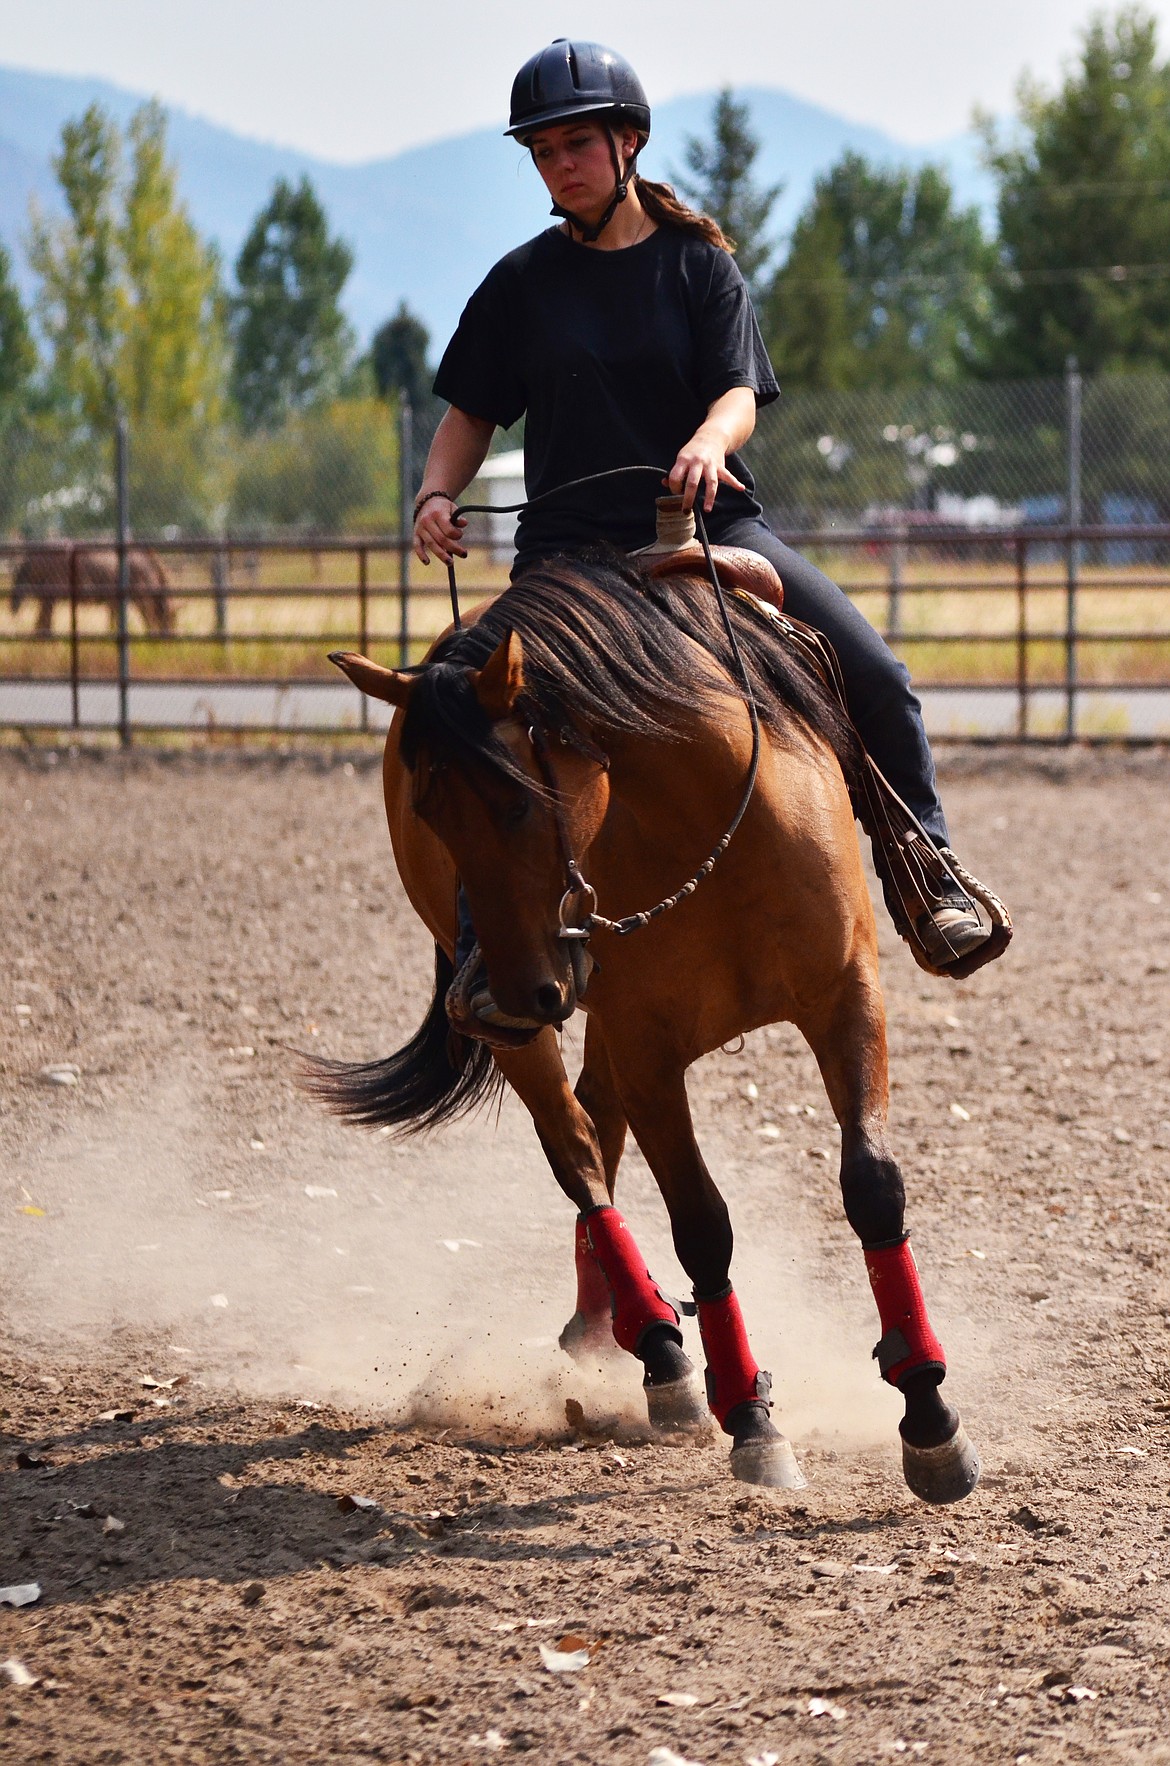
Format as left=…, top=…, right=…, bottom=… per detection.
left=4, top=1022, right=968, bottom=1464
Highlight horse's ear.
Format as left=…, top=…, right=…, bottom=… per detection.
left=329, top=651, right=414, bottom=707
left=472, top=630, right=525, bottom=720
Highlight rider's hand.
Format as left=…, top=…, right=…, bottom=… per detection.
left=413, top=496, right=467, bottom=566
left=667, top=428, right=747, bottom=515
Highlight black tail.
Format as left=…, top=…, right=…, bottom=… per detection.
left=303, top=944, right=503, bottom=1135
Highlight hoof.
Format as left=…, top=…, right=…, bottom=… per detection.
left=902, top=1423, right=981, bottom=1504
left=644, top=1373, right=709, bottom=1435
left=729, top=1436, right=807, bottom=1489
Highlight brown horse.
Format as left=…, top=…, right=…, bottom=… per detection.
left=315, top=548, right=981, bottom=1502
left=10, top=544, right=174, bottom=637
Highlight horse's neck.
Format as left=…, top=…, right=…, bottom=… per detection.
left=593, top=706, right=748, bottom=856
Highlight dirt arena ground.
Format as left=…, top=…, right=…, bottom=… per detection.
left=3, top=744, right=1170, bottom=1765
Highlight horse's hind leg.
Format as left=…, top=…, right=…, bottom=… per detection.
left=802, top=966, right=981, bottom=1504
left=494, top=1032, right=705, bottom=1427
left=606, top=1048, right=804, bottom=1485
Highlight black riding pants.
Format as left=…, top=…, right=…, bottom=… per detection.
left=708, top=515, right=948, bottom=846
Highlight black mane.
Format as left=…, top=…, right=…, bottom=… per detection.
left=399, top=546, right=862, bottom=793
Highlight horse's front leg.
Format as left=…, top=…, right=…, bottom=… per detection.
left=804, top=967, right=981, bottom=1504
left=494, top=1031, right=705, bottom=1429
left=606, top=1046, right=804, bottom=1487
left=555, top=1019, right=628, bottom=1357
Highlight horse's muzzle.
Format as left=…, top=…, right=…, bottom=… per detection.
left=532, top=978, right=576, bottom=1025
left=445, top=945, right=577, bottom=1050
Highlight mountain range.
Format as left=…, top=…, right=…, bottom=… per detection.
left=0, top=63, right=993, bottom=351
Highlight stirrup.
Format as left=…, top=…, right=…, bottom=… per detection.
left=915, top=894, right=991, bottom=966
left=921, top=845, right=1012, bottom=978
left=865, top=799, right=1011, bottom=979
left=444, top=942, right=543, bottom=1047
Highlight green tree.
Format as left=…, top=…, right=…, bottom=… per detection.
left=0, top=244, right=38, bottom=533
left=28, top=101, right=226, bottom=429
left=28, top=104, right=122, bottom=425
left=764, top=203, right=854, bottom=390
left=675, top=89, right=781, bottom=302
left=982, top=5, right=1170, bottom=376
left=761, top=153, right=990, bottom=389
left=119, top=103, right=227, bottom=426
left=231, top=177, right=355, bottom=430
left=230, top=397, right=398, bottom=533
left=0, top=242, right=36, bottom=415
left=371, top=301, right=433, bottom=410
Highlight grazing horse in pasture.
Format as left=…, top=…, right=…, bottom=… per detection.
left=316, top=548, right=981, bottom=1502
left=10, top=544, right=175, bottom=636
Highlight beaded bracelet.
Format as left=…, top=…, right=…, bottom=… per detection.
left=413, top=489, right=456, bottom=521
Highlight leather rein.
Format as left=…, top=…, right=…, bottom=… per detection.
left=447, top=466, right=761, bottom=945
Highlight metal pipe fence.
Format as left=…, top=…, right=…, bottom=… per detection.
left=2, top=525, right=1170, bottom=745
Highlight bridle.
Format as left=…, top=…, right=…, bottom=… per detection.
left=448, top=467, right=762, bottom=951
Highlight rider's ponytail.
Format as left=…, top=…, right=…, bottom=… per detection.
left=633, top=175, right=735, bottom=252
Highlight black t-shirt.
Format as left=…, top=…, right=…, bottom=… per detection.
left=433, top=225, right=779, bottom=566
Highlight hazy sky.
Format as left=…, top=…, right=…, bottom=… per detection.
left=2, top=0, right=1165, bottom=157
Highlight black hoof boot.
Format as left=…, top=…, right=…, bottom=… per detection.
left=727, top=1400, right=806, bottom=1489
left=640, top=1324, right=707, bottom=1435
left=899, top=1371, right=980, bottom=1504
left=645, top=1374, right=709, bottom=1433
left=901, top=1422, right=981, bottom=1503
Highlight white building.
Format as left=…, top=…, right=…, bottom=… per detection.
left=472, top=449, right=526, bottom=563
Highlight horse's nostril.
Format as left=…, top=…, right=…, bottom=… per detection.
left=536, top=982, right=567, bottom=1019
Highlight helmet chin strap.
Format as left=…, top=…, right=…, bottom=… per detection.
left=548, top=131, right=640, bottom=245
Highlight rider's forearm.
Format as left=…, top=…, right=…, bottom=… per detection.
left=697, top=386, right=757, bottom=455
left=416, top=407, right=496, bottom=507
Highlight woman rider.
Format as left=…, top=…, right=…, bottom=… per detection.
left=413, top=39, right=993, bottom=973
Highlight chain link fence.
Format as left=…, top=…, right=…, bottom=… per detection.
left=746, top=368, right=1170, bottom=546
left=0, top=398, right=413, bottom=544
left=2, top=373, right=1170, bottom=743
left=5, top=370, right=1170, bottom=546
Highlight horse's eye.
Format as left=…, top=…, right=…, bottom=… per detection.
left=503, top=796, right=531, bottom=829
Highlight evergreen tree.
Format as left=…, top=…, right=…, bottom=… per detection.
left=764, top=203, right=854, bottom=390
left=28, top=101, right=226, bottom=429
left=675, top=89, right=781, bottom=302
left=0, top=242, right=36, bottom=414
left=983, top=5, right=1170, bottom=376
left=371, top=301, right=434, bottom=411
left=231, top=177, right=355, bottom=430
left=762, top=153, right=990, bottom=388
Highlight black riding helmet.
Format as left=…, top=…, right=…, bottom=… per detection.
left=506, top=40, right=651, bottom=243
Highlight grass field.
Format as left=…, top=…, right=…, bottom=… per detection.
left=2, top=541, right=1169, bottom=692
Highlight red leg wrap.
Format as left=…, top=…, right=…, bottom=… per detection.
left=572, top=1216, right=613, bottom=1343
left=864, top=1236, right=946, bottom=1388
left=583, top=1207, right=680, bottom=1355
left=695, top=1286, right=771, bottom=1432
